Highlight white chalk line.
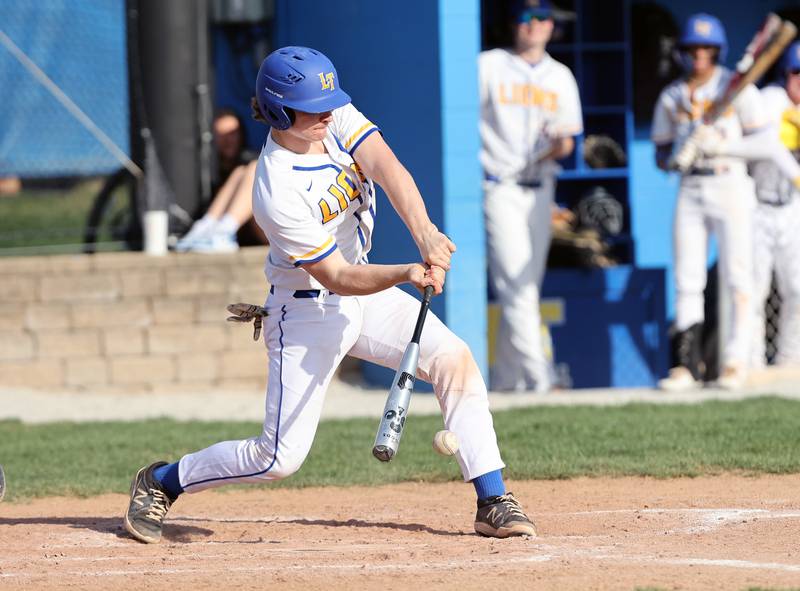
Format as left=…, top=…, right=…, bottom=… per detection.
left=0, top=554, right=553, bottom=578
left=3, top=507, right=800, bottom=579
left=562, top=507, right=800, bottom=517
left=40, top=542, right=427, bottom=555
left=4, top=551, right=800, bottom=579
left=170, top=513, right=322, bottom=523
left=556, top=508, right=800, bottom=534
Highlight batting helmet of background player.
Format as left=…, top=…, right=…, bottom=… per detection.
left=781, top=41, right=800, bottom=74
left=676, top=13, right=728, bottom=70
left=254, top=46, right=351, bottom=130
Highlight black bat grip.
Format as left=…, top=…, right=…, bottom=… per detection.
left=410, top=285, right=434, bottom=344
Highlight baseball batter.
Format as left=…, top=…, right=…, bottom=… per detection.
left=653, top=13, right=765, bottom=391
left=480, top=0, right=582, bottom=392
left=750, top=42, right=800, bottom=367
left=123, top=46, right=536, bottom=543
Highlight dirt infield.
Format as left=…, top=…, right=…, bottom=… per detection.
left=1, top=475, right=799, bottom=590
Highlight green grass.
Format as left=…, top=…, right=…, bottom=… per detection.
left=0, top=179, right=130, bottom=253
left=1, top=397, right=800, bottom=500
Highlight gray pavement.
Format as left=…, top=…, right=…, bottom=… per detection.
left=1, top=370, right=799, bottom=423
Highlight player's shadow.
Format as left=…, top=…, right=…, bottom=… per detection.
left=0, top=516, right=214, bottom=543
left=284, top=517, right=466, bottom=536
left=177, top=515, right=464, bottom=536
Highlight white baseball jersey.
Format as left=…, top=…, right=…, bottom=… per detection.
left=651, top=66, right=766, bottom=176
left=749, top=84, right=800, bottom=366
left=252, top=103, right=379, bottom=290
left=479, top=49, right=583, bottom=182
left=176, top=102, right=507, bottom=494
left=750, top=85, right=800, bottom=205
left=652, top=66, right=762, bottom=369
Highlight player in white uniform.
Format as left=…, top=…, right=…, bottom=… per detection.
left=480, top=0, right=582, bottom=392
left=652, top=13, right=766, bottom=391
left=123, top=46, right=536, bottom=543
left=750, top=42, right=800, bottom=367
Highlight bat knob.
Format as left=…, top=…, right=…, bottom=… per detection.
left=372, top=445, right=394, bottom=462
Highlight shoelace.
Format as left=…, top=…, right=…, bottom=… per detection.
left=495, top=494, right=528, bottom=520
left=144, top=488, right=171, bottom=522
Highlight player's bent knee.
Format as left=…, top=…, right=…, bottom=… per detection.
left=427, top=337, right=485, bottom=394
left=265, top=455, right=305, bottom=480
left=249, top=453, right=306, bottom=481
left=251, top=439, right=309, bottom=481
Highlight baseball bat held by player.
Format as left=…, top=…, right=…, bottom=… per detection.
left=372, top=285, right=434, bottom=462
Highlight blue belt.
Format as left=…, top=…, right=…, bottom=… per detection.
left=270, top=285, right=333, bottom=298
left=484, top=173, right=542, bottom=188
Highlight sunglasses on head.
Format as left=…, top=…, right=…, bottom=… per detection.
left=518, top=9, right=552, bottom=23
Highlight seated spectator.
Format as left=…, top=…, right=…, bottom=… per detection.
left=176, top=110, right=263, bottom=252
left=0, top=176, right=21, bottom=195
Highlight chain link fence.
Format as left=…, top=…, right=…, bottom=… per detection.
left=763, top=274, right=782, bottom=365
left=0, top=0, right=129, bottom=177
left=0, top=1, right=131, bottom=255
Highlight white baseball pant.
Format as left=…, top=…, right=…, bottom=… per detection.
left=484, top=177, right=555, bottom=391
left=673, top=173, right=756, bottom=367
left=750, top=198, right=800, bottom=367
left=178, top=286, right=505, bottom=493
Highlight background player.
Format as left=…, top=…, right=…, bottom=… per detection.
left=652, top=13, right=765, bottom=391
left=480, top=0, right=582, bottom=392
left=123, top=46, right=536, bottom=543
left=750, top=42, right=800, bottom=368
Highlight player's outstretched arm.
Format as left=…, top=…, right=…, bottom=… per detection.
left=351, top=132, right=456, bottom=271
left=304, top=248, right=443, bottom=297
left=693, top=124, right=800, bottom=185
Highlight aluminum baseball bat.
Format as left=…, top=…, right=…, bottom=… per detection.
left=372, top=285, right=434, bottom=462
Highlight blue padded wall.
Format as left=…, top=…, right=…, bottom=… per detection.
left=274, top=0, right=486, bottom=377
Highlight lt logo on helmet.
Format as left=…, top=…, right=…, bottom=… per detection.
left=693, top=19, right=713, bottom=38
left=319, top=72, right=335, bottom=91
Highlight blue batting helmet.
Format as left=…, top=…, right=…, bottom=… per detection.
left=678, top=13, right=728, bottom=62
left=781, top=41, right=800, bottom=73
left=254, top=46, right=351, bottom=130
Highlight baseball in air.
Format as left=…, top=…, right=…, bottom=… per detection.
left=432, top=430, right=459, bottom=456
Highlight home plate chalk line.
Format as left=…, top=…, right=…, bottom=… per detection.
left=1, top=506, right=799, bottom=579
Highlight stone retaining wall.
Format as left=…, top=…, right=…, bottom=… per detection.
left=0, top=247, right=271, bottom=393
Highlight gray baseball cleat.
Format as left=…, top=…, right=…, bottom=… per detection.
left=0, top=464, right=5, bottom=502
left=474, top=492, right=537, bottom=538
left=123, top=462, right=173, bottom=543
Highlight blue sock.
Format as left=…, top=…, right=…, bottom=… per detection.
left=472, top=469, right=506, bottom=501
left=153, top=462, right=183, bottom=501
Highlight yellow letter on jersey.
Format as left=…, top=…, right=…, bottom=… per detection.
left=318, top=198, right=338, bottom=223
left=336, top=170, right=360, bottom=201
left=327, top=185, right=349, bottom=212
left=319, top=72, right=335, bottom=91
